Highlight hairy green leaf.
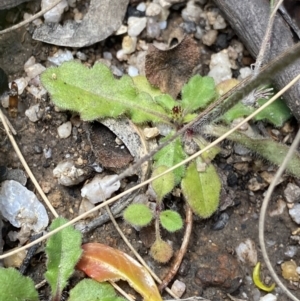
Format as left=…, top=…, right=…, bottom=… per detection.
left=151, top=165, right=175, bottom=202
left=221, top=102, right=254, bottom=124
left=132, top=76, right=162, bottom=98
left=159, top=210, right=183, bottom=232
left=255, top=98, right=291, bottom=126
left=154, top=94, right=178, bottom=112
left=208, top=125, right=300, bottom=178
left=181, top=158, right=221, bottom=218
left=0, top=267, right=38, bottom=301
left=68, top=279, right=126, bottom=301
left=123, top=204, right=153, bottom=227
left=181, top=75, right=217, bottom=114
left=221, top=98, right=291, bottom=127
left=45, top=217, right=82, bottom=300
left=41, top=62, right=171, bottom=124
left=153, top=136, right=186, bottom=184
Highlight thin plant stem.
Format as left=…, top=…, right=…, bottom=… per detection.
left=0, top=109, right=58, bottom=218
left=258, top=129, right=300, bottom=301
left=105, top=205, right=179, bottom=299
left=0, top=0, right=64, bottom=35
left=1, top=72, right=300, bottom=260
left=109, top=281, right=135, bottom=301
left=159, top=205, right=193, bottom=291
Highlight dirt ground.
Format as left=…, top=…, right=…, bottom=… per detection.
left=1, top=1, right=300, bottom=301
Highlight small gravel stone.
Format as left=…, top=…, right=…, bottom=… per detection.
left=284, top=245, right=298, bottom=258
left=159, top=0, right=182, bottom=9
left=289, top=204, right=300, bottom=224
left=42, top=0, right=68, bottom=23
left=180, top=21, right=196, bottom=33
left=25, top=63, right=46, bottom=79
left=43, top=147, right=52, bottom=159
left=57, top=121, right=72, bottom=138
left=122, top=36, right=137, bottom=55
left=146, top=2, right=162, bottom=17
left=136, top=2, right=146, bottom=12
left=128, top=66, right=139, bottom=77
left=284, top=183, right=300, bottom=203
left=202, top=29, right=218, bottom=46
left=115, top=25, right=128, bottom=35
left=25, top=104, right=42, bottom=122
left=128, top=16, right=147, bottom=37
left=128, top=51, right=146, bottom=75
left=239, top=67, right=252, bottom=80
left=110, top=65, right=123, bottom=77
left=259, top=294, right=277, bottom=301
left=182, top=0, right=202, bottom=23
left=235, top=239, right=257, bottom=266
left=159, top=20, right=167, bottom=30
left=213, top=14, right=227, bottom=30
left=53, top=159, right=87, bottom=186
left=234, top=143, right=251, bottom=156
left=81, top=175, right=120, bottom=204
left=116, top=49, right=128, bottom=62
left=171, top=280, right=186, bottom=298
left=143, top=127, right=160, bottom=139
left=194, top=26, right=203, bottom=39
left=103, top=51, right=113, bottom=60
left=147, top=18, right=161, bottom=38
left=34, top=145, right=43, bottom=154
left=27, top=85, right=47, bottom=99
left=76, top=51, right=87, bottom=61
left=48, top=50, right=74, bottom=66
left=0, top=180, right=49, bottom=235
left=215, top=33, right=229, bottom=50
left=24, top=56, right=36, bottom=71
left=12, top=78, right=28, bottom=95
left=208, top=50, right=232, bottom=84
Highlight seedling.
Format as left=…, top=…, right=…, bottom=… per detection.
left=41, top=61, right=297, bottom=262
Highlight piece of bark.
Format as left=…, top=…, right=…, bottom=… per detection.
left=33, top=0, right=129, bottom=47
left=213, top=0, right=300, bottom=123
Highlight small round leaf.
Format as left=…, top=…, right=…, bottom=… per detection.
left=159, top=210, right=183, bottom=232
left=123, top=204, right=153, bottom=227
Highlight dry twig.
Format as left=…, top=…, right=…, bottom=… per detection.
left=0, top=109, right=58, bottom=218
left=259, top=123, right=300, bottom=301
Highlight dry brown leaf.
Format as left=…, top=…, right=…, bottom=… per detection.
left=145, top=34, right=200, bottom=99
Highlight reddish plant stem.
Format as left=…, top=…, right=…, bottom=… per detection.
left=158, top=205, right=193, bottom=292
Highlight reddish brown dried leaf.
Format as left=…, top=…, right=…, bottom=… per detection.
left=145, top=35, right=200, bottom=99
left=77, top=243, right=163, bottom=301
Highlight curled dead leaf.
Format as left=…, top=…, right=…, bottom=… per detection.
left=77, top=243, right=163, bottom=301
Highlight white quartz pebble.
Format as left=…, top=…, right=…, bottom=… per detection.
left=0, top=180, right=48, bottom=233
left=81, top=175, right=120, bottom=204
left=128, top=17, right=147, bottom=37
left=128, top=66, right=139, bottom=77
left=57, top=121, right=72, bottom=138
